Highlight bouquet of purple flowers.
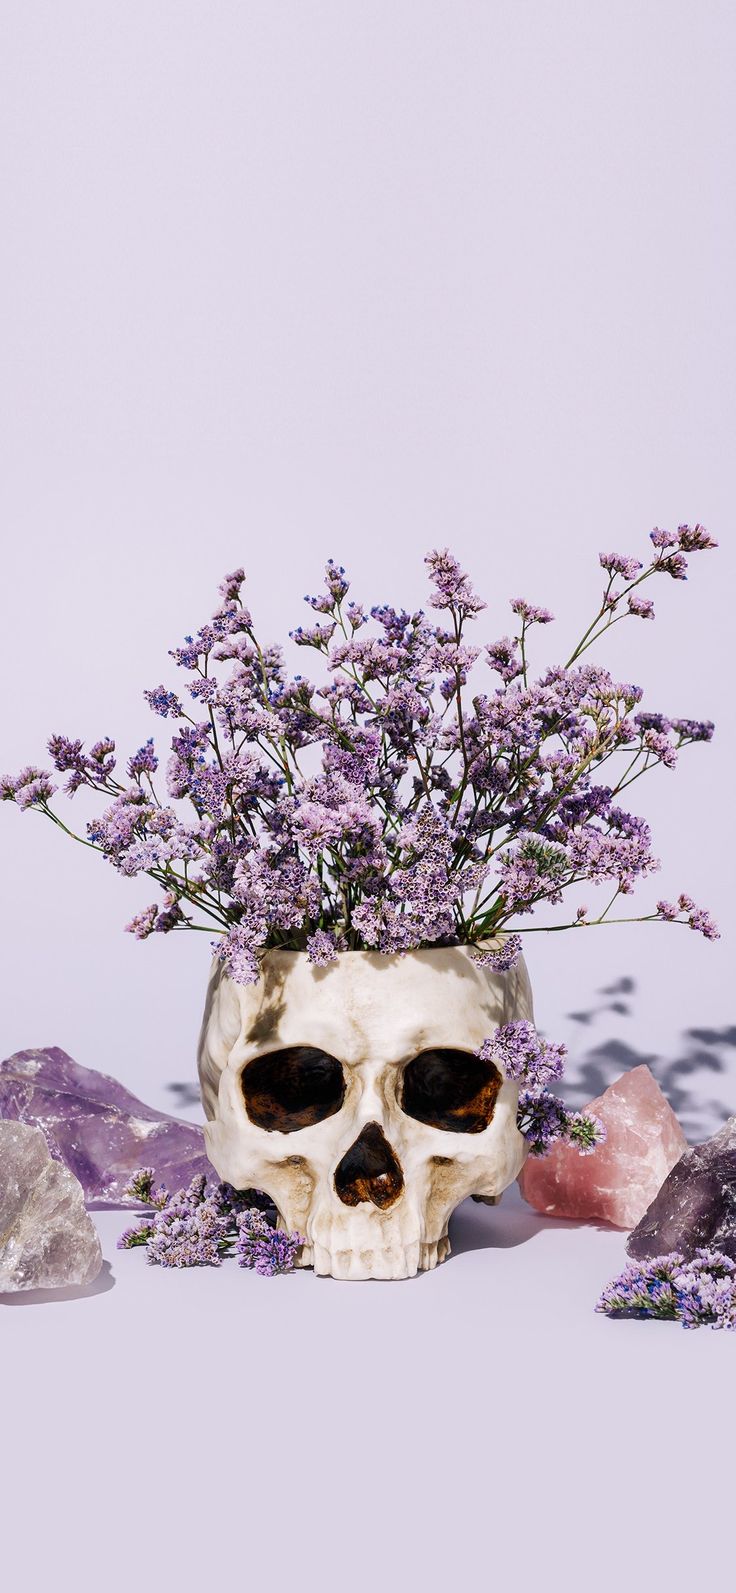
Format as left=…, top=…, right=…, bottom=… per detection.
left=2, top=524, right=718, bottom=985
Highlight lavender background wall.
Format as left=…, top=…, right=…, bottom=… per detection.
left=1, top=5, right=734, bottom=1591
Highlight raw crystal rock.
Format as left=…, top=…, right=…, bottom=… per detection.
left=517, top=1064, right=688, bottom=1230
left=0, top=1120, right=102, bottom=1291
left=627, top=1116, right=736, bottom=1261
left=0, top=1047, right=215, bottom=1206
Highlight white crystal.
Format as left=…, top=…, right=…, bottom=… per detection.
left=0, top=1120, right=102, bottom=1292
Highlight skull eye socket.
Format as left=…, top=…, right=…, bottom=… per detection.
left=400, top=1048, right=502, bottom=1134
left=241, top=1046, right=346, bottom=1133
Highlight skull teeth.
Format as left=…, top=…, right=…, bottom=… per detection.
left=300, top=1233, right=451, bottom=1281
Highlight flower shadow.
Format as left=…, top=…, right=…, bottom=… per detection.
left=0, top=1258, right=115, bottom=1307
left=563, top=977, right=734, bottom=1142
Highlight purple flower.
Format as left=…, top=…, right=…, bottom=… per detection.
left=486, top=636, right=523, bottom=683
left=599, top=553, right=643, bottom=582
left=219, top=568, right=246, bottom=602
left=656, top=896, right=719, bottom=939
left=235, top=1208, right=304, bottom=1275
left=676, top=523, right=718, bottom=552
left=305, top=559, right=350, bottom=614
left=510, top=598, right=554, bottom=625
left=306, top=929, right=341, bottom=967
left=425, top=549, right=486, bottom=617
left=126, top=903, right=159, bottom=940
left=628, top=594, right=655, bottom=619
left=127, top=739, right=159, bottom=778
left=516, top=1087, right=605, bottom=1156
left=643, top=728, right=677, bottom=768
left=656, top=551, right=688, bottom=580
left=479, top=1021, right=567, bottom=1088
left=471, top=934, right=522, bottom=972
left=671, top=717, right=714, bottom=742
left=144, top=685, right=183, bottom=718
left=1, top=766, right=57, bottom=808
left=290, top=621, right=337, bottom=649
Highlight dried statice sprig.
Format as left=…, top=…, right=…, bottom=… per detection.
left=477, top=1020, right=605, bottom=1156
left=516, top=1089, right=605, bottom=1156
left=596, top=1250, right=736, bottom=1330
left=235, top=1208, right=304, bottom=1276
left=117, top=1169, right=303, bottom=1275
left=2, top=526, right=718, bottom=981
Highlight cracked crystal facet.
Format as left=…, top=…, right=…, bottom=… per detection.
left=518, top=1065, right=687, bottom=1230
left=0, top=1119, right=102, bottom=1292
left=0, top=1047, right=214, bottom=1206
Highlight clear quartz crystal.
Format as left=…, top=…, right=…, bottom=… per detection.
left=0, top=1120, right=102, bottom=1292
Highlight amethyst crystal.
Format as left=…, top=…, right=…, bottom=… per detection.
left=0, top=1047, right=215, bottom=1206
left=627, top=1117, right=736, bottom=1262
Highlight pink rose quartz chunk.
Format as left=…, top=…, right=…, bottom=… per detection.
left=518, top=1064, right=688, bottom=1230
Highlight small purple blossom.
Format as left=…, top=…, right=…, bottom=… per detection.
left=0, top=766, right=57, bottom=808
left=656, top=551, right=688, bottom=580
left=656, top=896, right=719, bottom=939
left=676, top=523, right=718, bottom=552
left=599, top=553, right=643, bottom=582
left=516, top=1088, right=605, bottom=1156
left=306, top=929, right=341, bottom=967
left=128, top=739, right=159, bottom=778
left=479, top=1021, right=567, bottom=1089
left=510, top=598, right=554, bottom=625
left=126, top=903, right=159, bottom=940
left=472, top=934, right=522, bottom=972
left=290, top=621, right=337, bottom=649
left=219, top=567, right=246, bottom=602
left=235, top=1208, right=304, bottom=1275
left=628, top=594, right=655, bottom=619
left=144, top=685, right=183, bottom=718
left=671, top=717, right=714, bottom=742
left=425, top=549, right=486, bottom=617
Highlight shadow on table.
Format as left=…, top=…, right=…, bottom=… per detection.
left=449, top=1186, right=557, bottom=1256
left=0, top=1259, right=115, bottom=1308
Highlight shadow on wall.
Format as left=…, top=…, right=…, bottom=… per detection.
left=563, top=976, right=735, bottom=1142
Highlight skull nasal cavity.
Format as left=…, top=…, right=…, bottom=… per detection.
left=334, top=1123, right=404, bottom=1210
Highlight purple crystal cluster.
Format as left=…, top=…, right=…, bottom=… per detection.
left=0, top=1047, right=215, bottom=1206
left=626, top=1117, right=736, bottom=1262
left=597, top=1249, right=736, bottom=1330
left=1, top=529, right=718, bottom=984
left=119, top=1169, right=303, bottom=1274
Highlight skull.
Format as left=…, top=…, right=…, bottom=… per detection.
left=198, top=945, right=533, bottom=1280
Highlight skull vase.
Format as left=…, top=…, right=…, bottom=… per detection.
left=198, top=945, right=533, bottom=1281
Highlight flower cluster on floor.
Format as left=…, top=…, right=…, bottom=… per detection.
left=597, top=1250, right=736, bottom=1330
left=118, top=1169, right=303, bottom=1275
